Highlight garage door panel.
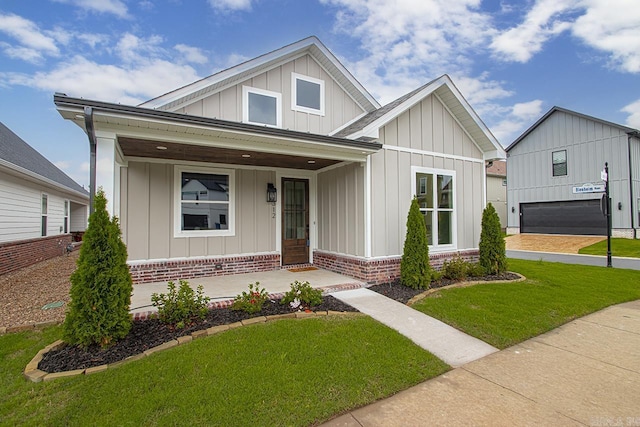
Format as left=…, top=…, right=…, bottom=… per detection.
left=521, top=199, right=607, bottom=236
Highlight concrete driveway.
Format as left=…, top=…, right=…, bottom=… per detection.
left=505, top=234, right=605, bottom=254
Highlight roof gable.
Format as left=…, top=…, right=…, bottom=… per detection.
left=506, top=106, right=640, bottom=152
left=139, top=36, right=380, bottom=114
left=333, top=75, right=505, bottom=159
left=0, top=122, right=88, bottom=197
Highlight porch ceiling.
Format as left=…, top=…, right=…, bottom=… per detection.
left=118, top=137, right=343, bottom=170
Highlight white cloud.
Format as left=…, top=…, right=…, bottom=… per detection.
left=572, top=0, right=640, bottom=73
left=490, top=0, right=577, bottom=63
left=52, top=0, right=129, bottom=18
left=208, top=0, right=253, bottom=12
left=174, top=44, right=208, bottom=64
left=115, top=33, right=164, bottom=63
left=490, top=100, right=545, bottom=145
left=622, top=99, right=640, bottom=129
left=0, top=13, right=59, bottom=59
left=0, top=44, right=44, bottom=63
left=1, top=55, right=200, bottom=104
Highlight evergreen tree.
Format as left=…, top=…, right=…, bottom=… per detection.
left=401, top=197, right=431, bottom=289
left=479, top=202, right=507, bottom=275
left=64, top=189, right=133, bottom=347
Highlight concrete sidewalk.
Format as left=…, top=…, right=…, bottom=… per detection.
left=331, top=288, right=498, bottom=367
left=323, top=300, right=640, bottom=426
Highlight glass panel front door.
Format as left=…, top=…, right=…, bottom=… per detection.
left=282, top=178, right=309, bottom=265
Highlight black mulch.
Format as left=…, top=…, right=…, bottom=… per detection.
left=38, top=296, right=356, bottom=373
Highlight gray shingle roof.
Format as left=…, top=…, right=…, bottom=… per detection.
left=0, top=122, right=88, bottom=196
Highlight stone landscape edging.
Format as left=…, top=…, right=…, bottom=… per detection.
left=406, top=272, right=527, bottom=306
left=23, top=311, right=365, bottom=383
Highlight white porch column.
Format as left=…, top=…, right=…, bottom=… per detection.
left=95, top=131, right=117, bottom=216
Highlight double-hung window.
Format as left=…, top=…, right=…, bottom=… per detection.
left=412, top=167, right=456, bottom=250
left=63, top=200, right=69, bottom=233
left=174, top=166, right=235, bottom=237
left=291, top=73, right=324, bottom=116
left=242, top=86, right=282, bottom=127
left=552, top=150, right=567, bottom=176
left=41, top=194, right=48, bottom=237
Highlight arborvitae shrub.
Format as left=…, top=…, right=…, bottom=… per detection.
left=401, top=197, right=431, bottom=289
left=64, top=189, right=133, bottom=347
left=479, top=202, right=507, bottom=275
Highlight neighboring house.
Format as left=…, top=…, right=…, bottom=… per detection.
left=485, top=160, right=507, bottom=229
left=506, top=106, right=640, bottom=238
left=0, top=122, right=89, bottom=276
left=55, top=36, right=505, bottom=285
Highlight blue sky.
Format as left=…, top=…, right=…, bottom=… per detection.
left=0, top=0, right=638, bottom=187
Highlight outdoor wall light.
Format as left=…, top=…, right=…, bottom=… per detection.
left=618, top=202, right=622, bottom=210
left=511, top=206, right=515, bottom=213
left=267, top=183, right=277, bottom=203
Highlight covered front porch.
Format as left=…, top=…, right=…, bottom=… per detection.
left=129, top=266, right=366, bottom=318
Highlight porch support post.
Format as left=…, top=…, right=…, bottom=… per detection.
left=95, top=131, right=117, bottom=216
left=364, top=156, right=372, bottom=258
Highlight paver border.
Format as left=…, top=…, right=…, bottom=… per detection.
left=23, top=311, right=364, bottom=382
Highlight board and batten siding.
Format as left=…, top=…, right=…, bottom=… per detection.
left=176, top=54, right=366, bottom=135
left=370, top=94, right=485, bottom=257
left=317, top=162, right=365, bottom=257
left=507, top=110, right=634, bottom=230
left=120, top=161, right=276, bottom=261
left=487, top=175, right=507, bottom=228
left=0, top=171, right=78, bottom=243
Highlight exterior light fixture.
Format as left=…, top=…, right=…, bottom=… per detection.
left=267, top=183, right=277, bottom=203
left=511, top=206, right=515, bottom=213
left=618, top=202, right=622, bottom=210
left=156, top=146, right=168, bottom=150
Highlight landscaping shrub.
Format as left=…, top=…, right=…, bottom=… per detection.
left=281, top=280, right=323, bottom=309
left=466, top=262, right=487, bottom=278
left=64, top=189, right=133, bottom=348
left=232, top=282, right=270, bottom=314
left=479, top=202, right=507, bottom=275
left=401, top=196, right=431, bottom=289
left=441, top=256, right=469, bottom=280
left=151, top=280, right=210, bottom=329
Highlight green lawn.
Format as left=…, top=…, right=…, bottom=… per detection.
left=0, top=316, right=448, bottom=426
left=413, top=259, right=640, bottom=349
left=578, top=238, right=640, bottom=258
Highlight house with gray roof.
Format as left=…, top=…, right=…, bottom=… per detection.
left=0, top=122, right=89, bottom=275
left=55, top=36, right=504, bottom=285
left=506, top=106, right=640, bottom=238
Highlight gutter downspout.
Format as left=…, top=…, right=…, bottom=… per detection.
left=629, top=132, right=639, bottom=239
left=84, top=106, right=97, bottom=214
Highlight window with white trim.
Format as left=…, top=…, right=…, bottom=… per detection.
left=291, top=73, right=325, bottom=116
left=41, top=194, right=48, bottom=237
left=242, top=86, right=282, bottom=127
left=174, top=166, right=235, bottom=237
left=64, top=200, right=69, bottom=233
left=552, top=150, right=567, bottom=176
left=412, top=167, right=456, bottom=249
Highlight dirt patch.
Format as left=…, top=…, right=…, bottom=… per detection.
left=0, top=252, right=78, bottom=329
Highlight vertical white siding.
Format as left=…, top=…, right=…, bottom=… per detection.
left=175, top=54, right=366, bottom=134
left=121, top=161, right=276, bottom=261
left=486, top=175, right=507, bottom=228
left=507, top=111, right=633, bottom=229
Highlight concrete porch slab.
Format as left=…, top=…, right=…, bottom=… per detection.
left=129, top=267, right=365, bottom=314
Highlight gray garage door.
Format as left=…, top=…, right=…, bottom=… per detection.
left=520, top=199, right=607, bottom=236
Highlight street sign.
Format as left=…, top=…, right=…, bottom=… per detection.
left=601, top=169, right=608, bottom=182
left=573, top=183, right=605, bottom=194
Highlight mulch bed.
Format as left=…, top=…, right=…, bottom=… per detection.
left=39, top=296, right=356, bottom=373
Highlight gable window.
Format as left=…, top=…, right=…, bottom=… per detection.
left=412, top=167, right=456, bottom=250
left=552, top=150, right=567, bottom=176
left=174, top=166, right=235, bottom=237
left=243, top=86, right=282, bottom=127
left=41, top=194, right=48, bottom=237
left=291, top=73, right=325, bottom=115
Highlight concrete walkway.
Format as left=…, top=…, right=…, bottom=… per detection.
left=323, top=300, right=640, bottom=426
left=330, top=288, right=498, bottom=367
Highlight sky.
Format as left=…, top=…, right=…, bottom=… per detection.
left=0, top=0, right=639, bottom=188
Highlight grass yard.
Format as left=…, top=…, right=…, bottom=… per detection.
left=0, top=316, right=448, bottom=426
left=578, top=238, right=640, bottom=258
left=413, top=259, right=640, bottom=349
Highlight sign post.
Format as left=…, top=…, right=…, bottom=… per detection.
left=603, top=163, right=612, bottom=268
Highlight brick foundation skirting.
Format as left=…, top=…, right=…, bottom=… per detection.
left=128, top=253, right=281, bottom=284
left=313, top=249, right=480, bottom=285
left=0, top=235, right=74, bottom=277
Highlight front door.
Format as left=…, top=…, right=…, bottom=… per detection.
left=282, top=178, right=309, bottom=265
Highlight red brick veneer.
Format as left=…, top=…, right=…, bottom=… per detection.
left=313, top=249, right=480, bottom=285
left=128, top=253, right=281, bottom=284
left=0, top=235, right=73, bottom=276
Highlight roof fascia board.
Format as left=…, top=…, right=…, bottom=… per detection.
left=55, top=96, right=382, bottom=152
left=0, top=158, right=89, bottom=200
left=329, top=110, right=370, bottom=136
left=140, top=37, right=380, bottom=112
